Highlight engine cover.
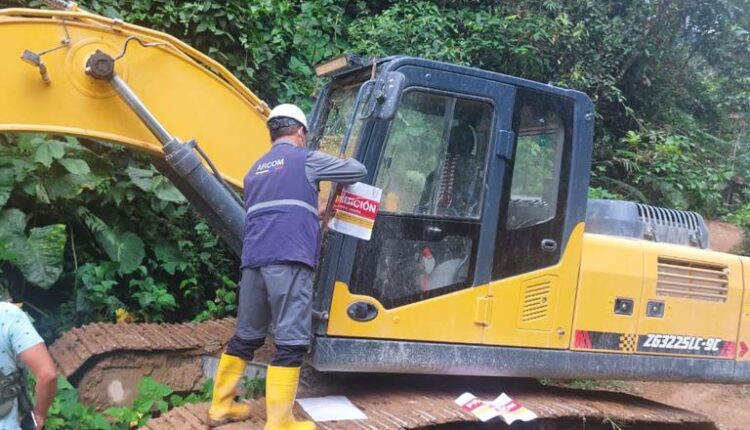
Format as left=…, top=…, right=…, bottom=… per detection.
left=585, top=199, right=709, bottom=249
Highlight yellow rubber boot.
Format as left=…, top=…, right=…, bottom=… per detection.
left=264, top=365, right=316, bottom=430
left=207, top=353, right=252, bottom=427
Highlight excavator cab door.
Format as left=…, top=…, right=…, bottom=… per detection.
left=317, top=61, right=515, bottom=344
left=350, top=86, right=505, bottom=308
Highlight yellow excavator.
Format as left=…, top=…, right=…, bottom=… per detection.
left=1, top=3, right=748, bottom=429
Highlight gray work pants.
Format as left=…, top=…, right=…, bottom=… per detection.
left=235, top=264, right=313, bottom=346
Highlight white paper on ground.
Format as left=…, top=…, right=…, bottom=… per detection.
left=296, top=396, right=368, bottom=422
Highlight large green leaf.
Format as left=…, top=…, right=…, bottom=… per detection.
left=34, top=140, right=64, bottom=168
left=46, top=173, right=103, bottom=201
left=57, top=158, right=91, bottom=175
left=127, top=166, right=160, bottom=192
left=127, top=166, right=185, bottom=203
left=0, top=209, right=66, bottom=289
left=77, top=208, right=145, bottom=274
left=25, top=225, right=68, bottom=288
left=155, top=185, right=185, bottom=203
left=110, top=231, right=145, bottom=275
left=154, top=242, right=184, bottom=275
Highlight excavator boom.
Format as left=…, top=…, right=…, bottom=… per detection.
left=0, top=8, right=269, bottom=188
left=0, top=8, right=272, bottom=252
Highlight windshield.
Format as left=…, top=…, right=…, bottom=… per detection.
left=312, top=82, right=369, bottom=210
left=313, top=83, right=366, bottom=159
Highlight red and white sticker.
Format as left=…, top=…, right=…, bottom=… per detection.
left=455, top=392, right=537, bottom=424
left=329, top=182, right=382, bottom=240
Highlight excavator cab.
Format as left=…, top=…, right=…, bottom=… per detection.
left=306, top=56, right=595, bottom=375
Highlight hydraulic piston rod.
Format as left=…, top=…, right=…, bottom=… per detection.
left=109, top=75, right=173, bottom=144
left=84, top=50, right=245, bottom=255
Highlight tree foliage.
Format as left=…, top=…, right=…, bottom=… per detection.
left=0, top=134, right=237, bottom=336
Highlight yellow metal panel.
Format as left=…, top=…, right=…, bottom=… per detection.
left=483, top=223, right=585, bottom=349
left=327, top=281, right=488, bottom=344
left=571, top=233, right=644, bottom=353
left=0, top=9, right=271, bottom=188
left=737, top=257, right=750, bottom=361
left=637, top=242, right=743, bottom=358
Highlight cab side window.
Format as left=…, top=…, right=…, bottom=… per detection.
left=493, top=89, right=574, bottom=279
left=506, top=104, right=565, bottom=229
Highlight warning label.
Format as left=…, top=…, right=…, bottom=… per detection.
left=328, top=182, right=382, bottom=240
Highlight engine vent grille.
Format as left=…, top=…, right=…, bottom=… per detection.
left=585, top=200, right=709, bottom=249
left=522, top=281, right=551, bottom=322
left=637, top=203, right=707, bottom=248
left=657, top=258, right=729, bottom=303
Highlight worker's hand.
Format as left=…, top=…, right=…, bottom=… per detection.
left=318, top=201, right=328, bottom=218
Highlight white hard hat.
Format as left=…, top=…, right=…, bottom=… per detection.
left=268, top=104, right=308, bottom=131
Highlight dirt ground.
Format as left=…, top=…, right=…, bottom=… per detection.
left=550, top=380, right=750, bottom=430
left=623, top=382, right=750, bottom=430
left=707, top=220, right=745, bottom=253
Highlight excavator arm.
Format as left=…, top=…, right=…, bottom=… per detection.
left=0, top=7, right=272, bottom=253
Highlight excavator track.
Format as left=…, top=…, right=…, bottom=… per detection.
left=52, top=320, right=716, bottom=429
left=50, top=318, right=240, bottom=407
left=142, top=374, right=716, bottom=430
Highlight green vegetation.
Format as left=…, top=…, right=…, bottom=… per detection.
left=38, top=374, right=263, bottom=429
left=0, top=134, right=237, bottom=338
left=44, top=376, right=207, bottom=429
left=539, top=378, right=630, bottom=392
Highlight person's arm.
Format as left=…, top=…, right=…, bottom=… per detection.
left=19, top=344, right=56, bottom=429
left=305, top=150, right=367, bottom=187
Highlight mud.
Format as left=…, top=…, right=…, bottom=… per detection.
left=76, top=352, right=206, bottom=407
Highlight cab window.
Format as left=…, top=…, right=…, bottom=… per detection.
left=506, top=104, right=565, bottom=229
left=374, top=91, right=493, bottom=219
left=493, top=88, right=574, bottom=280
left=313, top=83, right=367, bottom=207
left=348, top=90, right=494, bottom=309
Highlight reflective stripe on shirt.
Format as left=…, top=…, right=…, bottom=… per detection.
left=246, top=198, right=318, bottom=216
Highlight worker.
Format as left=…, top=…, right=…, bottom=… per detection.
left=208, top=104, right=367, bottom=429
left=0, top=302, right=57, bottom=430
